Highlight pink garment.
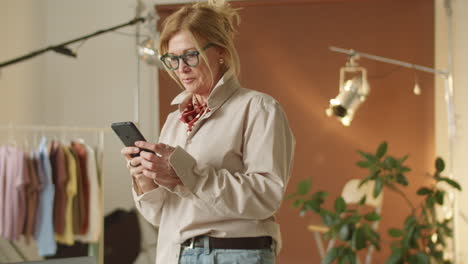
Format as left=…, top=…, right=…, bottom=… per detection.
left=0, top=146, right=7, bottom=238
left=4, top=146, right=16, bottom=240
left=4, top=146, right=28, bottom=240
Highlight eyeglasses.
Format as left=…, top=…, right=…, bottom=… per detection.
left=160, top=43, right=216, bottom=71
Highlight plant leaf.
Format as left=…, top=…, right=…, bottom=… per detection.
left=362, top=224, right=380, bottom=250
left=292, top=199, right=304, bottom=208
left=400, top=166, right=411, bottom=173
left=404, top=215, right=417, bottom=230
left=374, top=178, right=383, bottom=198
left=364, top=211, right=381, bottom=222
left=334, top=197, right=346, bottom=214
left=358, top=195, right=367, bottom=205
left=386, top=249, right=403, bottom=264
left=321, top=210, right=335, bottom=226
left=384, top=156, right=398, bottom=169
left=435, top=157, right=445, bottom=173
left=357, top=150, right=377, bottom=163
left=297, top=178, right=312, bottom=195
left=351, top=227, right=366, bottom=250
left=285, top=192, right=298, bottom=200
left=399, top=155, right=409, bottom=164
left=426, top=196, right=435, bottom=208
left=346, top=249, right=357, bottom=264
left=388, top=228, right=404, bottom=238
left=311, top=191, right=328, bottom=201
left=403, top=225, right=415, bottom=248
left=369, top=169, right=381, bottom=179
left=435, top=190, right=445, bottom=205
left=410, top=252, right=430, bottom=264
left=438, top=177, right=462, bottom=191
left=396, top=173, right=409, bottom=186
left=322, top=247, right=339, bottom=264
left=417, top=187, right=433, bottom=196
left=356, top=161, right=372, bottom=168
left=303, top=200, right=321, bottom=213
left=376, top=141, right=388, bottom=159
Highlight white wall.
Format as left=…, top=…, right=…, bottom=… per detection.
left=435, top=0, right=468, bottom=262
left=43, top=0, right=159, bottom=214
left=1, top=0, right=160, bottom=215
left=1, top=0, right=160, bottom=262
left=0, top=0, right=46, bottom=127
left=1, top=1, right=48, bottom=262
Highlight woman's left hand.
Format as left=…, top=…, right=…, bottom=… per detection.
left=135, top=141, right=182, bottom=189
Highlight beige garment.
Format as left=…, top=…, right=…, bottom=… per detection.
left=133, top=74, right=295, bottom=264
left=55, top=146, right=78, bottom=245
left=75, top=143, right=102, bottom=243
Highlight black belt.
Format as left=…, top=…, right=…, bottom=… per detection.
left=181, top=236, right=272, bottom=250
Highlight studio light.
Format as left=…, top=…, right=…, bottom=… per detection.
left=326, top=56, right=370, bottom=126
left=137, top=37, right=162, bottom=67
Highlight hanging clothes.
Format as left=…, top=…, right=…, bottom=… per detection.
left=72, top=141, right=90, bottom=235
left=0, top=127, right=104, bottom=260
left=70, top=144, right=85, bottom=236
left=3, top=146, right=28, bottom=241
left=0, top=145, right=7, bottom=238
left=23, top=153, right=40, bottom=244
left=84, top=143, right=101, bottom=243
left=75, top=141, right=101, bottom=243
left=34, top=137, right=57, bottom=256
left=55, top=145, right=78, bottom=246
left=49, top=141, right=68, bottom=236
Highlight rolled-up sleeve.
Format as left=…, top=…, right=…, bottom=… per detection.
left=170, top=96, right=295, bottom=220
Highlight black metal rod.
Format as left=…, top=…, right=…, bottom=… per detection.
left=0, top=17, right=145, bottom=69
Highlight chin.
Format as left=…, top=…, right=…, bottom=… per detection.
left=184, top=83, right=204, bottom=94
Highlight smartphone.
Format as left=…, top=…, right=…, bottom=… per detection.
left=111, top=121, right=156, bottom=157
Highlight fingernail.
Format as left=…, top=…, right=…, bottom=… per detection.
left=135, top=142, right=141, bottom=146
left=133, top=147, right=139, bottom=152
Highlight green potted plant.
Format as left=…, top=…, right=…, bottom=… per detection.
left=289, top=142, right=461, bottom=264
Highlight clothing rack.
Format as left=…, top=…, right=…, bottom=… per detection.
left=0, top=124, right=110, bottom=131
left=0, top=124, right=109, bottom=154
left=0, top=124, right=108, bottom=264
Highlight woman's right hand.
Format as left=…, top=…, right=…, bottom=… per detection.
left=121, top=146, right=159, bottom=194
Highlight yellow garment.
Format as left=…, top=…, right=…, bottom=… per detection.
left=55, top=145, right=78, bottom=245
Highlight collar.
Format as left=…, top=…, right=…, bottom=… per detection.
left=171, top=72, right=240, bottom=114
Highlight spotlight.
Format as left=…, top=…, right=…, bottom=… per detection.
left=326, top=56, right=370, bottom=126
left=137, top=37, right=163, bottom=68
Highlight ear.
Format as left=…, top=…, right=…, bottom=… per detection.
left=216, top=46, right=226, bottom=59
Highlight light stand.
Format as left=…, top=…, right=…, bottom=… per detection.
left=0, top=17, right=146, bottom=69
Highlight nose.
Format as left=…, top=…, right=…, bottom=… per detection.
left=177, top=58, right=191, bottom=73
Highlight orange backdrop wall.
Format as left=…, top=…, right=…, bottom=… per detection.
left=156, top=0, right=434, bottom=262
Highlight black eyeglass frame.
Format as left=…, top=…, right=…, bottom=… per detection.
left=160, top=43, right=216, bottom=70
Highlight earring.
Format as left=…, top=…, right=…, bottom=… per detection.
left=219, top=58, right=224, bottom=64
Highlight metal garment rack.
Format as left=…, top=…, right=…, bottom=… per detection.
left=0, top=124, right=109, bottom=264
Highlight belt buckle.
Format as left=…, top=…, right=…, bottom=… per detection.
left=188, top=237, right=195, bottom=249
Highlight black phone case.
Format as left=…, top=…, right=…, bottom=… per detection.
left=111, top=121, right=155, bottom=157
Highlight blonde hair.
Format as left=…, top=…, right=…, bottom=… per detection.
left=158, top=0, right=241, bottom=87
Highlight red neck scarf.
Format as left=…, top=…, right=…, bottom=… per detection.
left=179, top=96, right=210, bottom=133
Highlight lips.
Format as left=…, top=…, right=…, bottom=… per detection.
left=182, top=78, right=195, bottom=84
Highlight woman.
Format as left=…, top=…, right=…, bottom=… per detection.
left=121, top=1, right=295, bottom=263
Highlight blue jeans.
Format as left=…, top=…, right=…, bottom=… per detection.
left=178, top=237, right=276, bottom=264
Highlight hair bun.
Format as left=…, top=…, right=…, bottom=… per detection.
left=197, top=0, right=241, bottom=36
